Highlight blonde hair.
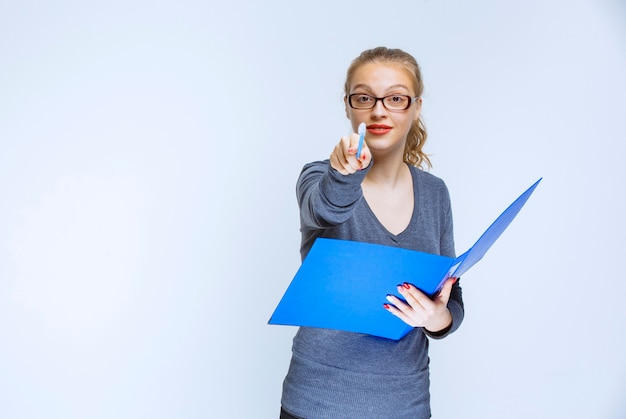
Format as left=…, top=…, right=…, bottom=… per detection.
left=344, top=47, right=431, bottom=169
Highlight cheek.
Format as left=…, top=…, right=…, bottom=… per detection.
left=398, top=115, right=416, bottom=133
left=345, top=110, right=362, bottom=132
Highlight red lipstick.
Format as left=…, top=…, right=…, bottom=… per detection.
left=367, top=124, right=392, bottom=135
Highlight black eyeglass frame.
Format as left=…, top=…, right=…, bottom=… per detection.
left=347, top=94, right=420, bottom=111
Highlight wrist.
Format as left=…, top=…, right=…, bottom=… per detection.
left=424, top=309, right=452, bottom=335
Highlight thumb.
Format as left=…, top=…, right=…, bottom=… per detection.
left=437, top=277, right=457, bottom=305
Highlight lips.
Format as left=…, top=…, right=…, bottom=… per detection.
left=367, top=124, right=392, bottom=135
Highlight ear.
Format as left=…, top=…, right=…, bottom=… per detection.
left=344, top=96, right=350, bottom=119
left=413, top=97, right=423, bottom=121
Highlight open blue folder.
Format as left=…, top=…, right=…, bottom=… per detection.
left=269, top=178, right=542, bottom=340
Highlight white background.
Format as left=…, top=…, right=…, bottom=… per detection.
left=1, top=0, right=625, bottom=418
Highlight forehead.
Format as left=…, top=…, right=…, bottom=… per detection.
left=349, top=62, right=416, bottom=94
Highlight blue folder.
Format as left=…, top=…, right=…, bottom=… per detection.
left=269, top=178, right=542, bottom=340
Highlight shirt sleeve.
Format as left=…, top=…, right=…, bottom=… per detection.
left=296, top=160, right=370, bottom=230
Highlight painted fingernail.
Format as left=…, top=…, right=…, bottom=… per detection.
left=402, top=283, right=411, bottom=289
left=383, top=303, right=391, bottom=309
left=348, top=148, right=356, bottom=153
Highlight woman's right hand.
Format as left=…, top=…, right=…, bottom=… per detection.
left=329, top=133, right=372, bottom=175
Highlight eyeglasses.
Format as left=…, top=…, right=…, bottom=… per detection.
left=347, top=94, right=419, bottom=111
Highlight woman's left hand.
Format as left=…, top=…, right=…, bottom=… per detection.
left=384, top=277, right=457, bottom=333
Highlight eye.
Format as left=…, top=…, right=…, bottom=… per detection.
left=355, top=94, right=373, bottom=103
left=388, top=95, right=407, bottom=104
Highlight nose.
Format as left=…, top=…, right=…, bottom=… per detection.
left=371, top=99, right=388, bottom=118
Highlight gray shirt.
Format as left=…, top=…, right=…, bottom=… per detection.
left=281, top=160, right=464, bottom=419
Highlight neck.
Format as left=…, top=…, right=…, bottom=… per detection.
left=364, top=153, right=408, bottom=188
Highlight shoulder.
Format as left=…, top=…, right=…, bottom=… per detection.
left=409, top=166, right=450, bottom=195
left=296, top=160, right=334, bottom=200
left=300, top=159, right=330, bottom=178
left=300, top=159, right=330, bottom=174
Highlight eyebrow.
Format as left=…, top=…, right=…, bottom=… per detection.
left=350, top=83, right=412, bottom=94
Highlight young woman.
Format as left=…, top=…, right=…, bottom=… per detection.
left=280, top=47, right=464, bottom=419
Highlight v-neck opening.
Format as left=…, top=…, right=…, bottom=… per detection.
left=361, top=165, right=419, bottom=241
